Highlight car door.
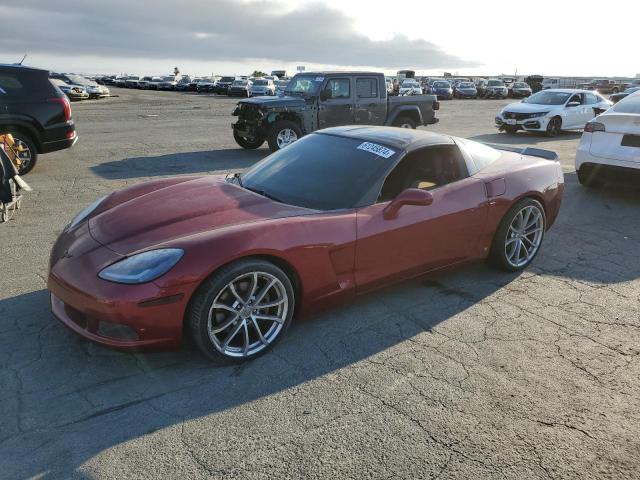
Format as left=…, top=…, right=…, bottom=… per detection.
left=354, top=76, right=385, bottom=125
left=563, top=93, right=585, bottom=128
left=354, top=145, right=489, bottom=292
left=318, top=77, right=354, bottom=129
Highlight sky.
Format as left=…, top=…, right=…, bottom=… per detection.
left=1, top=0, right=638, bottom=78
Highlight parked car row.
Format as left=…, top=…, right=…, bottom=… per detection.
left=99, top=73, right=287, bottom=97
left=49, top=73, right=110, bottom=101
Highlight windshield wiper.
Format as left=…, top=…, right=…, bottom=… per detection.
left=244, top=186, right=284, bottom=203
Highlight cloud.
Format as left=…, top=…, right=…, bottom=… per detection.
left=1, top=0, right=477, bottom=70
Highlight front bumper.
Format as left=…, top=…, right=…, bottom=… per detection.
left=47, top=224, right=190, bottom=351
left=495, top=113, right=549, bottom=131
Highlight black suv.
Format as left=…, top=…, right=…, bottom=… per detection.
left=0, top=64, right=77, bottom=174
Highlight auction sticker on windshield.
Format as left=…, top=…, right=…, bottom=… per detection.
left=357, top=142, right=396, bottom=159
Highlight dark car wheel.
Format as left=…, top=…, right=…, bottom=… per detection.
left=546, top=116, right=562, bottom=137
left=502, top=126, right=518, bottom=134
left=233, top=130, right=265, bottom=150
left=393, top=116, right=416, bottom=129
left=188, top=259, right=295, bottom=363
left=267, top=120, right=303, bottom=151
left=1, top=132, right=38, bottom=175
left=490, top=198, right=546, bottom=272
left=577, top=166, right=604, bottom=188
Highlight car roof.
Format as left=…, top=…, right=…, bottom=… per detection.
left=0, top=63, right=49, bottom=74
left=316, top=126, right=454, bottom=150
left=293, top=71, right=381, bottom=76
left=543, top=88, right=597, bottom=94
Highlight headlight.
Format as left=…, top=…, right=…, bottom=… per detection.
left=98, top=249, right=184, bottom=284
left=529, top=111, right=549, bottom=118
left=68, top=196, right=106, bottom=230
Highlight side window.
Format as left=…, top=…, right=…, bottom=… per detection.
left=323, top=78, right=350, bottom=100
left=379, top=146, right=468, bottom=202
left=568, top=94, right=582, bottom=105
left=586, top=93, right=599, bottom=105
left=356, top=77, right=378, bottom=98
left=0, top=75, right=23, bottom=98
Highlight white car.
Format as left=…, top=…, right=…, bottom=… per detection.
left=576, top=91, right=640, bottom=187
left=495, top=89, right=611, bottom=137
left=399, top=80, right=422, bottom=95
left=250, top=79, right=276, bottom=96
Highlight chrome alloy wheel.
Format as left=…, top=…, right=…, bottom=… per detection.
left=276, top=128, right=298, bottom=148
left=207, top=272, right=289, bottom=358
left=505, top=205, right=544, bottom=268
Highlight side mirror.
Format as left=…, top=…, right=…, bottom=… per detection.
left=566, top=101, right=581, bottom=108
left=319, top=90, right=331, bottom=101
left=383, top=188, right=433, bottom=220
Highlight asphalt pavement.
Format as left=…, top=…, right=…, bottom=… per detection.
left=0, top=88, right=638, bottom=479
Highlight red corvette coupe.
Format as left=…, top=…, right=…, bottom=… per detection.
left=49, top=127, right=564, bottom=362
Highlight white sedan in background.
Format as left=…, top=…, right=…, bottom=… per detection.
left=576, top=91, right=640, bottom=187
left=495, top=89, right=611, bottom=137
left=398, top=80, right=422, bottom=96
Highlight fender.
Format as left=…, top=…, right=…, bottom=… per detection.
left=385, top=105, right=424, bottom=126
left=0, top=116, right=43, bottom=151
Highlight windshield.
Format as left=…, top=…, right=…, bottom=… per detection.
left=433, top=81, right=450, bottom=88
left=232, top=80, right=247, bottom=86
left=513, top=83, right=528, bottom=88
left=524, top=91, right=571, bottom=105
left=401, top=81, right=418, bottom=87
left=253, top=80, right=268, bottom=86
left=67, top=74, right=91, bottom=85
left=487, top=80, right=504, bottom=87
left=624, top=87, right=640, bottom=93
left=459, top=82, right=474, bottom=88
left=241, top=134, right=397, bottom=210
left=284, top=75, right=323, bottom=96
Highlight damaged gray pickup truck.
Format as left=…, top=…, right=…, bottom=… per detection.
left=232, top=71, right=440, bottom=151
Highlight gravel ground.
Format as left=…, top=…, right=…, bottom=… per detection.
left=1, top=88, right=638, bottom=479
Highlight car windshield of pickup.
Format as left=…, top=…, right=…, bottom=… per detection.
left=239, top=133, right=396, bottom=210
left=524, top=91, right=571, bottom=105
left=284, top=75, right=323, bottom=96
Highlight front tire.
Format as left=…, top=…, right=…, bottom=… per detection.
left=546, top=116, right=562, bottom=137
left=233, top=130, right=264, bottom=149
left=267, top=120, right=302, bottom=152
left=0, top=132, right=38, bottom=175
left=188, top=259, right=295, bottom=363
left=393, top=116, right=416, bottom=129
left=502, top=126, right=518, bottom=134
left=490, top=198, right=546, bottom=272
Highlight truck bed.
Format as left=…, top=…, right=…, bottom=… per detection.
left=388, top=94, right=439, bottom=126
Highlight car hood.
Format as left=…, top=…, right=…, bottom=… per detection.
left=89, top=176, right=313, bottom=254
left=238, top=95, right=306, bottom=108
left=503, top=102, right=553, bottom=113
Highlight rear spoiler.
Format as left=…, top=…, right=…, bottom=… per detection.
left=486, top=143, right=559, bottom=161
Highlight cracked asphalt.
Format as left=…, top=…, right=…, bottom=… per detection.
left=1, top=89, right=638, bottom=479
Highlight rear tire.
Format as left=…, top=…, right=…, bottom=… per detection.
left=0, top=132, right=38, bottom=175
left=489, top=198, right=546, bottom=272
left=393, top=116, right=416, bottom=129
left=577, top=166, right=604, bottom=188
left=233, top=130, right=264, bottom=150
left=267, top=120, right=302, bottom=152
left=187, top=259, right=295, bottom=363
